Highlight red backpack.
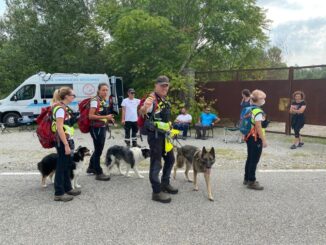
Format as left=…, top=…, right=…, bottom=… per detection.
left=77, top=97, right=99, bottom=133
left=36, top=104, right=63, bottom=148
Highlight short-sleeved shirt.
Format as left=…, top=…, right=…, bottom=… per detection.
left=291, top=100, right=306, bottom=124
left=176, top=114, right=192, bottom=123
left=240, top=99, right=251, bottom=109
left=121, top=98, right=140, bottom=122
left=200, top=113, right=217, bottom=126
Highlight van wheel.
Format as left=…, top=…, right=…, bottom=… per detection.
left=3, top=112, right=20, bottom=127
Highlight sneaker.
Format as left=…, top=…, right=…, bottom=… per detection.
left=152, top=192, right=171, bottom=203
left=247, top=181, right=264, bottom=190
left=161, top=183, right=178, bottom=194
left=54, top=194, right=73, bottom=202
left=182, top=136, right=187, bottom=140
left=290, top=144, right=297, bottom=149
left=86, top=168, right=96, bottom=175
left=298, top=142, right=304, bottom=147
left=66, top=189, right=81, bottom=196
left=95, top=173, right=111, bottom=181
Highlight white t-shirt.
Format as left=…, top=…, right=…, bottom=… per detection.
left=55, top=108, right=65, bottom=118
left=121, top=98, right=140, bottom=122
left=176, top=114, right=192, bottom=123
left=90, top=100, right=98, bottom=108
left=253, top=113, right=264, bottom=122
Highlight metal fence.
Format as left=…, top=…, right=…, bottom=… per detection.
left=195, top=65, right=326, bottom=136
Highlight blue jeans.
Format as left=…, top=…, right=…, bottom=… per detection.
left=173, top=123, right=189, bottom=137
left=147, top=132, right=175, bottom=193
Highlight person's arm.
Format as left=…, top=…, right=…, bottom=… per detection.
left=139, top=95, right=154, bottom=115
left=255, top=121, right=267, bottom=148
left=88, top=101, right=114, bottom=122
left=56, top=117, right=71, bottom=155
left=213, top=117, right=221, bottom=125
left=121, top=106, right=126, bottom=125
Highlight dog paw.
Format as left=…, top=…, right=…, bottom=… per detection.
left=42, top=184, right=47, bottom=188
left=138, top=175, right=144, bottom=179
left=187, top=179, right=193, bottom=183
left=76, top=184, right=81, bottom=188
left=193, top=187, right=199, bottom=191
left=208, top=197, right=214, bottom=202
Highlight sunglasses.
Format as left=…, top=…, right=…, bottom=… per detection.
left=159, top=84, right=169, bottom=88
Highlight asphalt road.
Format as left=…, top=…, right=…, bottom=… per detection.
left=0, top=170, right=325, bottom=245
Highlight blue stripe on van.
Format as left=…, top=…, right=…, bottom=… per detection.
left=27, top=101, right=78, bottom=107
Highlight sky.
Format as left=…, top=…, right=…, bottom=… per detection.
left=0, top=0, right=325, bottom=66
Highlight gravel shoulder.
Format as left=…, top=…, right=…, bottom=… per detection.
left=0, top=127, right=325, bottom=172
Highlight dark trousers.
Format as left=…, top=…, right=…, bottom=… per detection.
left=173, top=123, right=189, bottom=137
left=54, top=139, right=74, bottom=196
left=195, top=124, right=209, bottom=138
left=147, top=132, right=175, bottom=193
left=89, top=126, right=106, bottom=175
left=244, top=136, right=263, bottom=181
left=124, top=121, right=138, bottom=145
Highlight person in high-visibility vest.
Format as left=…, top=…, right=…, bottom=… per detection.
left=87, top=83, right=115, bottom=181
left=52, top=87, right=80, bottom=202
left=243, top=89, right=268, bottom=190
left=139, top=76, right=178, bottom=203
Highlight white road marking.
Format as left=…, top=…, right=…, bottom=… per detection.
left=1, top=169, right=326, bottom=176
left=259, top=169, right=326, bottom=173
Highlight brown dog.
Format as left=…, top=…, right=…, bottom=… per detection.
left=174, top=145, right=216, bottom=201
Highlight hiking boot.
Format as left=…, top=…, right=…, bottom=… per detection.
left=86, top=168, right=96, bottom=175
left=95, top=173, right=111, bottom=181
left=290, top=144, right=297, bottom=149
left=66, top=189, right=81, bottom=196
left=152, top=192, right=171, bottom=203
left=161, top=183, right=178, bottom=194
left=298, top=142, right=304, bottom=147
left=54, top=194, right=73, bottom=202
left=243, top=180, right=248, bottom=185
left=247, top=181, right=264, bottom=190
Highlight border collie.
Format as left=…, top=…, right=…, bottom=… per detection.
left=105, top=145, right=150, bottom=178
left=37, top=146, right=91, bottom=189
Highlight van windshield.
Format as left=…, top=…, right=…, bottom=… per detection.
left=11, top=84, right=36, bottom=101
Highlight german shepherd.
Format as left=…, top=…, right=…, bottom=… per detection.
left=174, top=145, right=216, bottom=201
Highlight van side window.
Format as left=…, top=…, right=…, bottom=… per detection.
left=11, top=84, right=36, bottom=101
left=40, top=84, right=73, bottom=99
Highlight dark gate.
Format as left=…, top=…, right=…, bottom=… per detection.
left=196, top=65, right=326, bottom=135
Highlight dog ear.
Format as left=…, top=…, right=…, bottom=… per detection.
left=202, top=147, right=207, bottom=153
left=209, top=147, right=215, bottom=157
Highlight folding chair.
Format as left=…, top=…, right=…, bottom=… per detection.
left=223, top=121, right=242, bottom=143
left=17, top=113, right=35, bottom=131
left=195, top=125, right=214, bottom=139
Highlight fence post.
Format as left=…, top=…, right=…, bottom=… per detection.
left=285, top=67, right=294, bottom=135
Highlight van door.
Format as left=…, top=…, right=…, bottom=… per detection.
left=3, top=84, right=37, bottom=125
left=109, top=76, right=124, bottom=114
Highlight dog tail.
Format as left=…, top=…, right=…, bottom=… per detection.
left=37, top=161, right=42, bottom=172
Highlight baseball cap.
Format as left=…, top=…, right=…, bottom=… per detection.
left=128, top=88, right=135, bottom=93
left=156, top=75, right=170, bottom=85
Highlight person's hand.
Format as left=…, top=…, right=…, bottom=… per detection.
left=211, top=123, right=215, bottom=126
left=144, top=96, right=154, bottom=109
left=121, top=119, right=125, bottom=125
left=107, top=114, right=115, bottom=122
left=262, top=140, right=267, bottom=148
left=64, top=144, right=71, bottom=155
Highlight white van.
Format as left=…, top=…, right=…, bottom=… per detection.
left=0, top=72, right=124, bottom=126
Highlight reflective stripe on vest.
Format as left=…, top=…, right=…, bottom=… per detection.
left=51, top=105, right=75, bottom=137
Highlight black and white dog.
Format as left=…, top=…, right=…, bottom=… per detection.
left=37, top=146, right=91, bottom=189
left=105, top=145, right=150, bottom=178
